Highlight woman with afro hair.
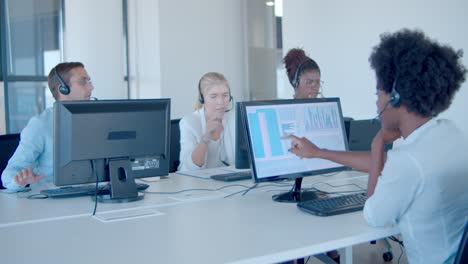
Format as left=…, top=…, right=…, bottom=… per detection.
left=284, top=29, right=467, bottom=264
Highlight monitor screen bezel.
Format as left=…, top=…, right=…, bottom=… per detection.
left=53, top=98, right=171, bottom=187
left=235, top=102, right=251, bottom=169
left=241, top=98, right=349, bottom=183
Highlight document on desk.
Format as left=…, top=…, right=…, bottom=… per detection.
left=177, top=166, right=250, bottom=179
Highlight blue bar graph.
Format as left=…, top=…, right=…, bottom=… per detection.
left=248, top=113, right=265, bottom=158
left=262, top=109, right=283, bottom=156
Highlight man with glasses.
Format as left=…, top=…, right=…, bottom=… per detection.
left=1, top=62, right=94, bottom=191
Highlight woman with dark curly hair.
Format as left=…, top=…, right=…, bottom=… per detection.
left=285, top=29, right=467, bottom=263
left=283, top=48, right=323, bottom=99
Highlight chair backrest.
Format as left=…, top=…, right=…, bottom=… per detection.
left=169, top=119, right=181, bottom=173
left=455, top=222, right=468, bottom=264
left=347, top=119, right=393, bottom=152
left=0, top=133, right=21, bottom=189
left=343, top=117, right=354, bottom=142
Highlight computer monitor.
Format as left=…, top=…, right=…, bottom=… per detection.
left=241, top=98, right=349, bottom=203
left=169, top=119, right=181, bottom=173
left=54, top=99, right=171, bottom=203
left=235, top=102, right=251, bottom=169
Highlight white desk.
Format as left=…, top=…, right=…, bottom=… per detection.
left=0, top=171, right=399, bottom=264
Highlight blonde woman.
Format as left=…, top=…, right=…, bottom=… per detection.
left=177, top=72, right=235, bottom=171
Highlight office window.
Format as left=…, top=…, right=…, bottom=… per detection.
left=1, top=0, right=61, bottom=133
left=6, top=81, right=48, bottom=132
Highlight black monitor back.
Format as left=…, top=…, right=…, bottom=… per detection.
left=169, top=119, right=181, bottom=173
left=54, top=99, right=171, bottom=186
left=235, top=102, right=250, bottom=169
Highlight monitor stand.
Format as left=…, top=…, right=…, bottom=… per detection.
left=272, top=177, right=319, bottom=203
left=96, top=158, right=144, bottom=203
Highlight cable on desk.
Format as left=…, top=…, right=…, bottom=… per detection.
left=142, top=184, right=252, bottom=195
left=242, top=183, right=258, bottom=196
left=389, top=236, right=405, bottom=264
left=223, top=184, right=262, bottom=198
left=137, top=177, right=168, bottom=183
left=312, top=181, right=366, bottom=191
left=92, top=160, right=98, bottom=216
left=224, top=183, right=294, bottom=198
left=223, top=189, right=248, bottom=198
left=143, top=181, right=294, bottom=199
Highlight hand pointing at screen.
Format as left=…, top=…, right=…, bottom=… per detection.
left=281, top=135, right=322, bottom=159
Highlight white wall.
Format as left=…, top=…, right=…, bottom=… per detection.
left=283, top=0, right=468, bottom=136
left=158, top=0, right=247, bottom=118
left=63, top=0, right=247, bottom=120
left=246, top=0, right=278, bottom=100
left=64, top=0, right=126, bottom=100
left=127, top=0, right=161, bottom=99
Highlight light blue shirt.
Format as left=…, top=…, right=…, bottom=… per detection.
left=364, top=119, right=468, bottom=264
left=1, top=108, right=53, bottom=191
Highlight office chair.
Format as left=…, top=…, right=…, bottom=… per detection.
left=343, top=116, right=354, bottom=142
left=169, top=119, right=181, bottom=173
left=455, top=222, right=468, bottom=264
left=0, top=133, right=21, bottom=189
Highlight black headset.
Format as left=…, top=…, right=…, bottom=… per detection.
left=54, top=67, right=71, bottom=95
left=372, top=76, right=402, bottom=123
left=389, top=78, right=401, bottom=107
left=291, top=59, right=311, bottom=88
left=198, top=79, right=233, bottom=104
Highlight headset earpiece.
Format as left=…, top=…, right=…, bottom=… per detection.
left=389, top=78, right=401, bottom=107
left=198, top=76, right=233, bottom=105
left=198, top=78, right=205, bottom=104
left=291, top=59, right=313, bottom=89
left=291, top=62, right=303, bottom=88
left=59, top=84, right=70, bottom=95
left=55, top=68, right=71, bottom=95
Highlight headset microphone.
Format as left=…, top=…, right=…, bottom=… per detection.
left=372, top=101, right=390, bottom=124
left=372, top=78, right=401, bottom=124
left=91, top=97, right=98, bottom=101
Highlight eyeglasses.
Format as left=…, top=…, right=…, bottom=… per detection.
left=303, top=79, right=324, bottom=88
left=70, top=79, right=93, bottom=86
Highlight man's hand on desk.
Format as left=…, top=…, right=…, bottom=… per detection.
left=14, top=168, right=45, bottom=186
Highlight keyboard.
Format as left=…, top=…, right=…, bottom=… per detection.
left=40, top=183, right=150, bottom=198
left=297, top=192, right=367, bottom=216
left=210, top=171, right=252, bottom=182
